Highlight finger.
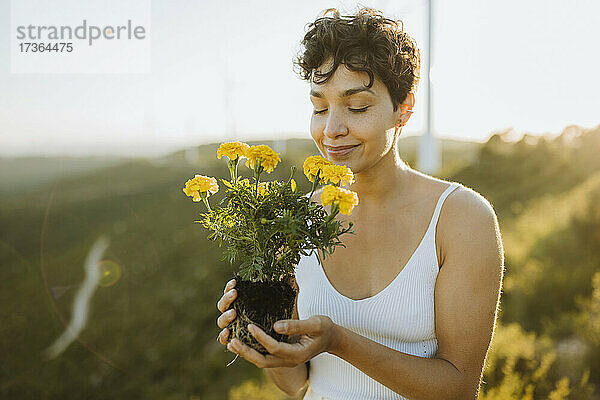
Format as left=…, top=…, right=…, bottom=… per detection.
left=217, top=328, right=229, bottom=345
left=249, top=324, right=304, bottom=363
left=217, top=308, right=236, bottom=329
left=228, top=338, right=283, bottom=368
left=274, top=317, right=319, bottom=335
left=273, top=320, right=292, bottom=334
left=223, top=278, right=236, bottom=294
left=216, top=288, right=237, bottom=313
left=247, top=324, right=282, bottom=355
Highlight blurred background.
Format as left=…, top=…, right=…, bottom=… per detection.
left=1, top=0, right=599, bottom=398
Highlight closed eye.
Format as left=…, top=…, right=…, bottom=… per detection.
left=313, top=106, right=370, bottom=115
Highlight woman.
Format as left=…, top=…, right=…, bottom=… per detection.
left=216, top=7, right=504, bottom=400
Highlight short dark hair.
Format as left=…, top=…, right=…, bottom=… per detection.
left=294, top=7, right=420, bottom=112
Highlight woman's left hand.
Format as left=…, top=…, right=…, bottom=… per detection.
left=227, top=315, right=338, bottom=368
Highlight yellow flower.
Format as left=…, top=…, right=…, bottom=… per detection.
left=245, top=145, right=281, bottom=173
left=303, top=155, right=334, bottom=183
left=182, top=174, right=219, bottom=202
left=322, top=164, right=354, bottom=186
left=216, top=141, right=250, bottom=161
left=321, top=185, right=359, bottom=215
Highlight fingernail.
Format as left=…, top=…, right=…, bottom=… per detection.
left=247, top=324, right=253, bottom=332
left=228, top=279, right=235, bottom=285
left=274, top=322, right=286, bottom=331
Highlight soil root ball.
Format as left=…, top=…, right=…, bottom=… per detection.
left=227, top=274, right=297, bottom=355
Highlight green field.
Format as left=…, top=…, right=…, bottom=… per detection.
left=1, top=129, right=599, bottom=399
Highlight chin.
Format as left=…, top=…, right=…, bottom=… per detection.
left=327, top=155, right=356, bottom=169
left=341, top=159, right=363, bottom=174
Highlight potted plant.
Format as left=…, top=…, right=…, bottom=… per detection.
left=182, top=142, right=358, bottom=356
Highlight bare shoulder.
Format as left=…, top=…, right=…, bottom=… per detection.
left=437, top=183, right=502, bottom=267
left=441, top=184, right=498, bottom=229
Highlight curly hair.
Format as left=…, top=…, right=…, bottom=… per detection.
left=293, top=7, right=420, bottom=112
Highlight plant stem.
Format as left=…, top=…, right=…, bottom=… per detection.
left=201, top=193, right=212, bottom=211
left=228, top=158, right=239, bottom=184
left=286, top=166, right=296, bottom=185
left=309, top=171, right=320, bottom=199
left=253, top=159, right=263, bottom=196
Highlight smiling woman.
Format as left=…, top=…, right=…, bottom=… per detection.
left=215, top=7, right=504, bottom=400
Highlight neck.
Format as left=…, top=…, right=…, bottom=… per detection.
left=349, top=141, right=414, bottom=208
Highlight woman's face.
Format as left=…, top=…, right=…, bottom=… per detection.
left=309, top=59, right=403, bottom=174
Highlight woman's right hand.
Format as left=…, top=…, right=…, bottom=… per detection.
left=216, top=278, right=237, bottom=346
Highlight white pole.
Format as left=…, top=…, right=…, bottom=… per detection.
left=417, top=0, right=441, bottom=175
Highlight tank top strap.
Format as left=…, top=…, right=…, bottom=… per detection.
left=424, top=182, right=462, bottom=237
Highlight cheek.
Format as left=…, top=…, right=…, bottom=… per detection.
left=309, top=117, right=322, bottom=142
left=359, top=117, right=394, bottom=153
left=375, top=129, right=395, bottom=156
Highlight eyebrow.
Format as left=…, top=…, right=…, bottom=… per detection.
left=310, top=87, right=376, bottom=98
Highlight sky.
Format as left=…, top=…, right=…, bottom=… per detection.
left=0, top=0, right=599, bottom=157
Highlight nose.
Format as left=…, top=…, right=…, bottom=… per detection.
left=323, top=109, right=348, bottom=139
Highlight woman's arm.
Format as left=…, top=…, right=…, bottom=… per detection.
left=265, top=362, right=308, bottom=397
left=330, top=327, right=465, bottom=399
left=326, top=189, right=504, bottom=400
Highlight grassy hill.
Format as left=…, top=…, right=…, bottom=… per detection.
left=1, top=129, right=599, bottom=399
left=0, top=155, right=128, bottom=196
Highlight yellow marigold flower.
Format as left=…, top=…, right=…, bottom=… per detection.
left=182, top=174, right=219, bottom=202
left=322, top=164, right=354, bottom=186
left=216, top=141, right=250, bottom=161
left=245, top=145, right=281, bottom=173
left=303, top=155, right=334, bottom=183
left=321, top=185, right=359, bottom=215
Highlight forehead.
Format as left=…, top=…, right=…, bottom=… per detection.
left=310, top=62, right=382, bottom=97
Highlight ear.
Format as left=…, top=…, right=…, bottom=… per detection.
left=396, top=92, right=415, bottom=128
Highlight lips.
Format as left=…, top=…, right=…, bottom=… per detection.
left=325, top=144, right=359, bottom=150
left=324, top=144, right=361, bottom=158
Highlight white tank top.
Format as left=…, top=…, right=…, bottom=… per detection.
left=295, top=182, right=462, bottom=400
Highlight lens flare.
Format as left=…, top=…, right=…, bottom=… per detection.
left=98, top=260, right=121, bottom=287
